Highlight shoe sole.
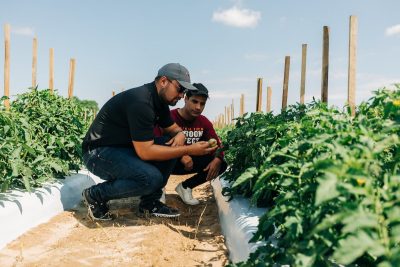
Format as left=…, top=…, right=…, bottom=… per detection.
left=151, top=212, right=180, bottom=218
left=137, top=210, right=180, bottom=219
left=82, top=191, right=112, bottom=221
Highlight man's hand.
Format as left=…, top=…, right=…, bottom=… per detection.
left=204, top=157, right=222, bottom=181
left=166, top=131, right=186, bottom=147
left=187, top=141, right=218, bottom=156
left=181, top=155, right=193, bottom=171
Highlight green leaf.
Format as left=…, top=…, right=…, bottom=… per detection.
left=32, top=155, right=45, bottom=164
left=333, top=231, right=375, bottom=265
left=11, top=146, right=22, bottom=159
left=232, top=167, right=258, bottom=188
left=48, top=161, right=64, bottom=173
left=313, top=211, right=350, bottom=233
left=315, top=173, right=339, bottom=205
left=342, top=211, right=380, bottom=234
left=22, top=175, right=31, bottom=192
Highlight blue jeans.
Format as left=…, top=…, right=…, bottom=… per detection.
left=83, top=137, right=177, bottom=207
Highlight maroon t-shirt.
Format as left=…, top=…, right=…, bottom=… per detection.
left=154, top=109, right=224, bottom=159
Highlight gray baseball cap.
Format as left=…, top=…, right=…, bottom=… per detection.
left=157, top=63, right=197, bottom=91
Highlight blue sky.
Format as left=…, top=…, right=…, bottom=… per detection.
left=1, top=0, right=399, bottom=121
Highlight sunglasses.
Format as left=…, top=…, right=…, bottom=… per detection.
left=166, top=78, right=187, bottom=94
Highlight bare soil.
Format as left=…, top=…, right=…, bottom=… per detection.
left=0, top=175, right=228, bottom=267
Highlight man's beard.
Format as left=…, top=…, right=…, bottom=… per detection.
left=159, top=87, right=178, bottom=106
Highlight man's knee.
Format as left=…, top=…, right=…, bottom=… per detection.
left=144, top=169, right=164, bottom=190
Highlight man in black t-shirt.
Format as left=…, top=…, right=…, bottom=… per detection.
left=81, top=63, right=217, bottom=220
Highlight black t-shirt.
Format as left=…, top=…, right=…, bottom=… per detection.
left=82, top=82, right=174, bottom=153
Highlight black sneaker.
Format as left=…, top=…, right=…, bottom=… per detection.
left=82, top=188, right=113, bottom=221
left=138, top=200, right=180, bottom=218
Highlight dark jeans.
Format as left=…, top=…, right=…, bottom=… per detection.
left=83, top=137, right=176, bottom=207
left=172, top=155, right=228, bottom=189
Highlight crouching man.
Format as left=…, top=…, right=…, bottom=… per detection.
left=156, top=83, right=227, bottom=205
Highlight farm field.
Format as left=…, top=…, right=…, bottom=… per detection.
left=1, top=2, right=400, bottom=266
left=0, top=175, right=228, bottom=267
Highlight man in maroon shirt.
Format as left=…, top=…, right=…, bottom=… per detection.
left=155, top=83, right=227, bottom=205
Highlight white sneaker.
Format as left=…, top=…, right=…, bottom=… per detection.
left=159, top=187, right=166, bottom=204
left=175, top=183, right=200, bottom=205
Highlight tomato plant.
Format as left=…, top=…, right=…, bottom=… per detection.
left=0, top=88, right=93, bottom=192
left=224, top=85, right=400, bottom=266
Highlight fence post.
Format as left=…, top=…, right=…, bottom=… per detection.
left=32, top=37, right=37, bottom=88
left=49, top=48, right=54, bottom=93
left=227, top=105, right=231, bottom=125
left=256, top=78, right=263, bottom=112
left=112, top=90, right=115, bottom=97
left=282, top=56, right=290, bottom=111
left=348, top=16, right=358, bottom=117
left=240, top=94, right=244, bottom=116
left=4, top=24, right=10, bottom=110
left=224, top=106, right=227, bottom=126
left=321, top=26, right=330, bottom=103
left=267, top=86, right=272, bottom=112
left=300, top=44, right=307, bottom=104
left=231, top=99, right=234, bottom=124
left=68, top=58, right=75, bottom=99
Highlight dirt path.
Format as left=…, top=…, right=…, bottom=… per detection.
left=0, top=175, right=228, bottom=267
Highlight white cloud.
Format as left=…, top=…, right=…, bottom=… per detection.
left=11, top=26, right=35, bottom=37
left=385, top=24, right=400, bottom=36
left=212, top=6, right=261, bottom=28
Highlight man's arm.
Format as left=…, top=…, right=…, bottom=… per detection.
left=132, top=140, right=216, bottom=161
left=162, top=122, right=186, bottom=147
left=163, top=123, right=183, bottom=137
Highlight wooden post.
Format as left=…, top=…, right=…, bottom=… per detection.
left=231, top=99, right=234, bottom=123
left=348, top=16, right=358, bottom=117
left=239, top=94, right=243, bottom=116
left=112, top=90, right=115, bottom=97
left=227, top=106, right=231, bottom=125
left=224, top=107, right=227, bottom=126
left=49, top=48, right=54, bottom=93
left=256, top=78, right=263, bottom=112
left=4, top=24, right=10, bottom=109
left=68, top=58, right=75, bottom=99
left=300, top=44, right=307, bottom=104
left=282, top=56, right=290, bottom=111
left=321, top=26, right=330, bottom=103
left=267, top=86, right=272, bottom=113
left=32, top=37, right=37, bottom=88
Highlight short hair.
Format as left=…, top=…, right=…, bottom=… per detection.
left=186, top=90, right=209, bottom=99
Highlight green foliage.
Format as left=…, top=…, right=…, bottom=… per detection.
left=0, top=88, right=92, bottom=192
left=72, top=96, right=99, bottom=111
left=225, top=85, right=400, bottom=266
